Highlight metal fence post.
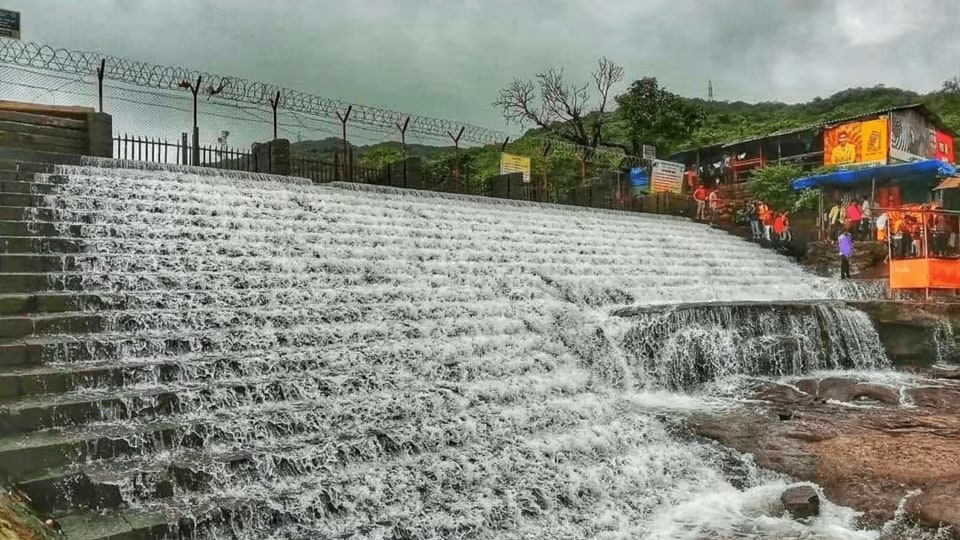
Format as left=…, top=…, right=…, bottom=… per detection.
left=96, top=59, right=106, bottom=113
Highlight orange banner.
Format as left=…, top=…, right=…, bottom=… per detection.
left=823, top=118, right=888, bottom=166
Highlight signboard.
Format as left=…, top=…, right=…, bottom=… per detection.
left=890, top=109, right=935, bottom=162
left=642, top=145, right=656, bottom=160
left=629, top=167, right=648, bottom=193
left=649, top=159, right=684, bottom=194
left=935, top=130, right=955, bottom=164
left=0, top=9, right=19, bottom=40
left=499, top=152, right=531, bottom=184
left=823, top=117, right=888, bottom=166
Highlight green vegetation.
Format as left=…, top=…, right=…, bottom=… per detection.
left=290, top=75, right=960, bottom=197
left=747, top=165, right=820, bottom=212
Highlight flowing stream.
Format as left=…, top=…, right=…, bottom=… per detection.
left=14, top=162, right=902, bottom=538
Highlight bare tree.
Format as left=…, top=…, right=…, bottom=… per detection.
left=493, top=58, right=624, bottom=149
left=944, top=76, right=960, bottom=94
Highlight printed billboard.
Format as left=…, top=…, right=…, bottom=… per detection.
left=499, top=152, right=531, bottom=184
left=823, top=117, right=888, bottom=166
left=890, top=109, right=936, bottom=162
left=935, top=130, right=955, bottom=164
left=650, top=159, right=684, bottom=194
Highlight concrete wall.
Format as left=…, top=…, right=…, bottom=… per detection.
left=0, top=101, right=112, bottom=158
left=251, top=139, right=291, bottom=176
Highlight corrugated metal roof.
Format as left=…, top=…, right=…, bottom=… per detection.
left=718, top=103, right=955, bottom=149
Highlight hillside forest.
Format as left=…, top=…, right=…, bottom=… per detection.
left=290, top=60, right=960, bottom=197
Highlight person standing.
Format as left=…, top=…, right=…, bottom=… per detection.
left=693, top=184, right=707, bottom=221
left=838, top=228, right=853, bottom=279
left=759, top=202, right=773, bottom=242
left=708, top=187, right=720, bottom=226
left=828, top=201, right=844, bottom=242
left=747, top=201, right=761, bottom=240
left=860, top=197, right=873, bottom=241
left=845, top=199, right=862, bottom=236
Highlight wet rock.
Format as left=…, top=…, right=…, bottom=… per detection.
left=905, top=482, right=960, bottom=536
left=690, top=374, right=960, bottom=535
left=780, top=485, right=820, bottom=519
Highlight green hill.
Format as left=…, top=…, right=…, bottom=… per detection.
left=291, top=84, right=960, bottom=192
left=682, top=85, right=960, bottom=150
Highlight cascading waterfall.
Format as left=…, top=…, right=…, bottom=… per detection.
left=2, top=161, right=899, bottom=538
left=615, top=301, right=889, bottom=390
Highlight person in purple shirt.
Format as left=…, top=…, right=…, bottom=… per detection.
left=838, top=227, right=853, bottom=279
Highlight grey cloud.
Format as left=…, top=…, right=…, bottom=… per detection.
left=11, top=0, right=960, bottom=136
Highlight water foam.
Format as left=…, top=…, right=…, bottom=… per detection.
left=22, top=164, right=894, bottom=537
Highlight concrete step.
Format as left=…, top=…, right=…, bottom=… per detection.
left=0, top=363, right=135, bottom=401
left=0, top=236, right=85, bottom=254
left=0, top=333, right=204, bottom=367
left=0, top=312, right=106, bottom=341
left=0, top=192, right=47, bottom=207
left=18, top=450, right=256, bottom=518
left=0, top=181, right=57, bottom=194
left=0, top=421, right=189, bottom=482
left=0, top=387, right=179, bottom=434
left=57, top=498, right=259, bottom=540
left=0, top=273, right=85, bottom=293
left=0, top=148, right=83, bottom=166
left=0, top=254, right=79, bottom=273
left=0, top=221, right=79, bottom=237
left=0, top=293, right=122, bottom=316
left=0, top=342, right=44, bottom=368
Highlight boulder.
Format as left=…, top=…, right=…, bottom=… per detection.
left=780, top=485, right=820, bottom=520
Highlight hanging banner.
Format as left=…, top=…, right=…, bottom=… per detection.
left=650, top=159, right=684, bottom=194
left=823, top=117, right=888, bottom=166
left=890, top=109, right=935, bottom=162
left=935, top=130, right=955, bottom=164
left=499, top=152, right=531, bottom=184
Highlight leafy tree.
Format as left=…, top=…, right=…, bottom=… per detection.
left=492, top=58, right=624, bottom=149
left=360, top=144, right=405, bottom=169
left=747, top=164, right=818, bottom=212
left=614, top=77, right=706, bottom=156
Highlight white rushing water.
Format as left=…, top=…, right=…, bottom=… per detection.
left=28, top=164, right=897, bottom=538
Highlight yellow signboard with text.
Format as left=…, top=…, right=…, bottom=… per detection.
left=823, top=117, right=888, bottom=166
left=499, top=152, right=531, bottom=184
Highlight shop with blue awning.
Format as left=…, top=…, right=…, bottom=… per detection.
left=790, top=159, right=958, bottom=208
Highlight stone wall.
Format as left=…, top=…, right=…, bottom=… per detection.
left=0, top=100, right=112, bottom=158
left=251, top=139, right=291, bottom=176
left=850, top=300, right=960, bottom=365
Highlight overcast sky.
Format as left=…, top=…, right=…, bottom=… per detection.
left=10, top=0, right=960, bottom=136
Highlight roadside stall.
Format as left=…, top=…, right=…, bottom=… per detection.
left=792, top=160, right=960, bottom=296
left=791, top=159, right=957, bottom=242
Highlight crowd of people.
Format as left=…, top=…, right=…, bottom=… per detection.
left=825, top=198, right=958, bottom=260
left=690, top=184, right=793, bottom=243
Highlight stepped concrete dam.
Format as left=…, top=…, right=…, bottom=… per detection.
left=0, top=157, right=956, bottom=539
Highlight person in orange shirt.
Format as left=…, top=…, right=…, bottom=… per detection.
left=773, top=212, right=785, bottom=243
left=692, top=185, right=707, bottom=221
left=760, top=204, right=774, bottom=242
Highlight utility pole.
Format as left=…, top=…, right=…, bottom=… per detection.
left=708, top=79, right=714, bottom=102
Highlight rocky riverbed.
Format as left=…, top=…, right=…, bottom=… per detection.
left=690, top=366, right=960, bottom=537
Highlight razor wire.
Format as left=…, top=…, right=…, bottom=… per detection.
left=0, top=38, right=510, bottom=146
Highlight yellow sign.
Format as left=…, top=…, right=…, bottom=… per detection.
left=499, top=152, right=531, bottom=184
left=860, top=118, right=888, bottom=165
left=823, top=117, right=888, bottom=166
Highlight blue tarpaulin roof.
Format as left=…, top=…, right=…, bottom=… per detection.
left=790, top=159, right=957, bottom=191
